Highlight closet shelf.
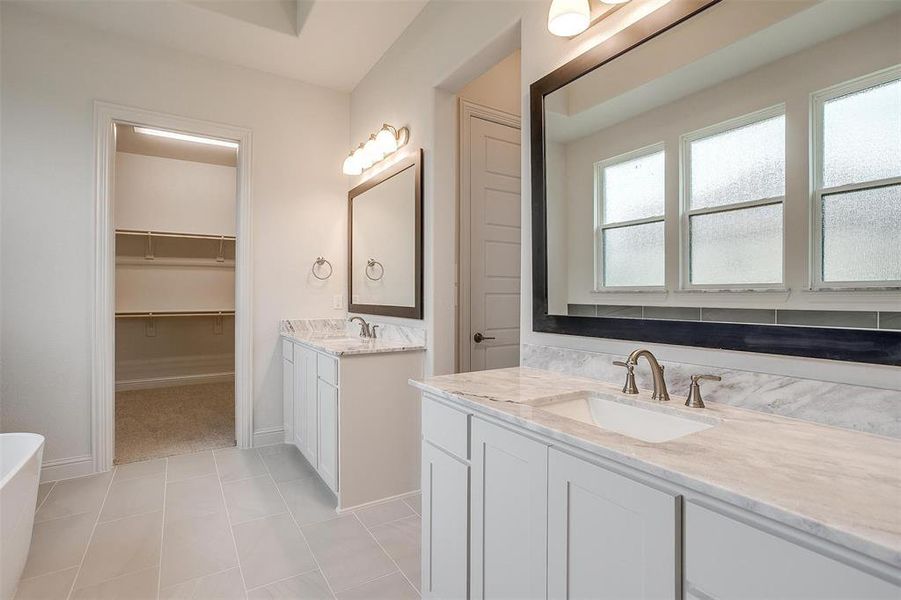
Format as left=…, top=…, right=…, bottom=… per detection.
left=115, top=310, right=235, bottom=318
left=116, top=256, right=235, bottom=269
left=115, top=229, right=236, bottom=241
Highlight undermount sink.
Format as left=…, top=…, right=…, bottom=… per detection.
left=529, top=391, right=717, bottom=443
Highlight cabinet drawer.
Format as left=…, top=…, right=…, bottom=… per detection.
left=317, top=353, right=338, bottom=386
left=422, top=395, right=470, bottom=459
left=282, top=339, right=294, bottom=362
left=685, top=502, right=899, bottom=599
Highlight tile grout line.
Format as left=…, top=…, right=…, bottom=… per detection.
left=155, top=458, right=169, bottom=600
left=362, top=510, right=420, bottom=531
left=211, top=448, right=252, bottom=594
left=34, top=481, right=56, bottom=513
left=63, top=470, right=117, bottom=600
left=352, top=511, right=420, bottom=595
left=242, top=566, right=321, bottom=594
left=263, top=450, right=341, bottom=599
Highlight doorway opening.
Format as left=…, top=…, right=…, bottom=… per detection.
left=457, top=50, right=522, bottom=373
left=93, top=103, right=253, bottom=472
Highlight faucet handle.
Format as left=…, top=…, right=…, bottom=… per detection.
left=613, top=360, right=638, bottom=395
left=370, top=324, right=379, bottom=339
left=685, top=374, right=721, bottom=408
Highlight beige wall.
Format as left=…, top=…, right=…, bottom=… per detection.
left=1, top=4, right=349, bottom=462
left=459, top=49, right=522, bottom=116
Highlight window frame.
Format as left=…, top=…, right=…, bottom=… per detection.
left=809, top=66, right=901, bottom=291
left=679, top=104, right=787, bottom=291
left=593, top=142, right=666, bottom=292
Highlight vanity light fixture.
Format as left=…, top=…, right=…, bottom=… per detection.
left=601, top=0, right=630, bottom=4
left=133, top=126, right=239, bottom=149
left=548, top=0, right=591, bottom=37
left=342, top=124, right=409, bottom=174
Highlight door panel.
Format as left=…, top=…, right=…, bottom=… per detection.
left=470, top=418, right=547, bottom=600
left=548, top=448, right=679, bottom=600
left=422, top=441, right=470, bottom=599
left=469, top=116, right=521, bottom=372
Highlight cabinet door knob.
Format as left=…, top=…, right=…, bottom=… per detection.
left=473, top=332, right=496, bottom=343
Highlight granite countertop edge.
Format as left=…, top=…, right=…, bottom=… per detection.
left=409, top=374, right=901, bottom=569
left=282, top=332, right=426, bottom=357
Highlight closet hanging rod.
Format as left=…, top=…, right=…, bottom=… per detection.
left=115, top=310, right=235, bottom=318
left=115, top=229, right=236, bottom=242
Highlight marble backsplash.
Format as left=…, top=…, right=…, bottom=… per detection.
left=521, top=343, right=901, bottom=439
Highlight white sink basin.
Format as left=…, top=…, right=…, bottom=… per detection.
left=530, top=391, right=716, bottom=443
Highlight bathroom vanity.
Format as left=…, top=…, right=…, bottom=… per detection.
left=411, top=368, right=901, bottom=599
left=281, top=318, right=424, bottom=510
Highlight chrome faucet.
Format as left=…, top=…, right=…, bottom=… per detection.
left=348, top=316, right=378, bottom=339
left=614, top=348, right=670, bottom=402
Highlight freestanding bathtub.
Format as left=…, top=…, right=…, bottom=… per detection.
left=0, top=433, right=44, bottom=600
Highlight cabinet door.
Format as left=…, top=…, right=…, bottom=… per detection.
left=302, top=347, right=318, bottom=465
left=547, top=448, right=679, bottom=600
left=470, top=418, right=547, bottom=600
left=317, top=381, right=338, bottom=493
left=422, top=441, right=470, bottom=600
left=292, top=350, right=306, bottom=452
left=282, top=356, right=294, bottom=444
left=685, top=502, right=900, bottom=600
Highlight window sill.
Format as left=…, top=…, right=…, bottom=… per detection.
left=674, top=287, right=790, bottom=294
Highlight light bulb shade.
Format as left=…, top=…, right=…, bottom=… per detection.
left=375, top=125, right=399, bottom=155
left=548, top=0, right=590, bottom=37
left=363, top=135, right=383, bottom=164
left=342, top=152, right=362, bottom=176
left=354, top=144, right=372, bottom=169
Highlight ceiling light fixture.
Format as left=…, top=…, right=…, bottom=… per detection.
left=133, top=126, right=239, bottom=149
left=548, top=0, right=590, bottom=37
left=342, top=124, right=409, bottom=175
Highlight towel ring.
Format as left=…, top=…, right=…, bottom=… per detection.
left=312, top=257, right=333, bottom=280
left=366, top=258, right=384, bottom=281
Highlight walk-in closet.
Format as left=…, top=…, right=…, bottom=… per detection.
left=114, top=124, right=237, bottom=464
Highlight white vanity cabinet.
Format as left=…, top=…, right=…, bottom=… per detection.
left=547, top=448, right=679, bottom=600
left=418, top=391, right=900, bottom=600
left=283, top=336, right=423, bottom=510
left=684, top=503, right=898, bottom=600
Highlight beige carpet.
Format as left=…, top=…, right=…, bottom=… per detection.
left=115, top=381, right=236, bottom=464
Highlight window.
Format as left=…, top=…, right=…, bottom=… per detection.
left=681, top=106, right=785, bottom=288
left=594, top=144, right=665, bottom=289
left=812, top=68, right=901, bottom=288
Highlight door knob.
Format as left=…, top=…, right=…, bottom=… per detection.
left=473, top=332, right=496, bottom=343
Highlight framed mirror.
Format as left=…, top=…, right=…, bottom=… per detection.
left=531, top=0, right=901, bottom=365
left=348, top=149, right=423, bottom=319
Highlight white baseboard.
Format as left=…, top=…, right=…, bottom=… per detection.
left=116, top=371, right=234, bottom=392
left=253, top=427, right=285, bottom=448
left=337, top=489, right=421, bottom=513
left=41, top=454, right=95, bottom=483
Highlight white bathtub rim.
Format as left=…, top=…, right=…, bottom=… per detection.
left=0, top=433, right=45, bottom=490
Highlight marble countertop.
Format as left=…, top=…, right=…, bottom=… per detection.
left=410, top=367, right=901, bottom=567
left=280, top=318, right=426, bottom=356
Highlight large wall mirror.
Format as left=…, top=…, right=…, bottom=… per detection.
left=531, top=0, right=900, bottom=364
left=348, top=149, right=423, bottom=319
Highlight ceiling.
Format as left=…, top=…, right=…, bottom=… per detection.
left=15, top=0, right=430, bottom=92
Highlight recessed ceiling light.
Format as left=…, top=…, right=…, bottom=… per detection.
left=133, top=126, right=239, bottom=149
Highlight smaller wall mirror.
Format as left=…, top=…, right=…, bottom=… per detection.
left=348, top=149, right=423, bottom=319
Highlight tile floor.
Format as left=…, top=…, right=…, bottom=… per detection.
left=17, top=445, right=422, bottom=600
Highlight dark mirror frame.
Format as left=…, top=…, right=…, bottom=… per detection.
left=348, top=148, right=423, bottom=320
left=529, top=0, right=901, bottom=366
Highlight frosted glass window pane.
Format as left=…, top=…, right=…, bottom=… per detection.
left=603, top=222, right=664, bottom=287
left=690, top=204, right=782, bottom=285
left=823, top=79, right=901, bottom=188
left=822, top=185, right=901, bottom=282
left=603, top=150, right=664, bottom=223
left=690, top=115, right=785, bottom=209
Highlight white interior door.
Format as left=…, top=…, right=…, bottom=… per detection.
left=468, top=115, right=521, bottom=371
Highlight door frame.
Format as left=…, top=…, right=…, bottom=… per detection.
left=457, top=100, right=520, bottom=373
left=92, top=101, right=254, bottom=473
